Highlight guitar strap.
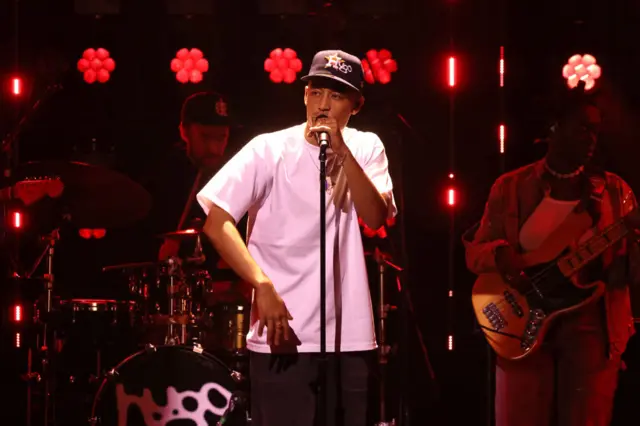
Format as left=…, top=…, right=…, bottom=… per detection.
left=582, top=170, right=606, bottom=225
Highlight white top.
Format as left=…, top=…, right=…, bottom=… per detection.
left=197, top=123, right=397, bottom=353
left=519, top=196, right=580, bottom=252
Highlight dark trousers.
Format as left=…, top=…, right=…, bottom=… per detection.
left=250, top=350, right=373, bottom=426
left=495, top=303, right=622, bottom=426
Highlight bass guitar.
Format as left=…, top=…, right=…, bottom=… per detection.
left=472, top=204, right=640, bottom=361
left=0, top=177, right=64, bottom=206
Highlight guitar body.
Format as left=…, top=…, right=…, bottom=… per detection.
left=472, top=193, right=640, bottom=361
left=472, top=264, right=605, bottom=360
left=0, top=178, right=64, bottom=206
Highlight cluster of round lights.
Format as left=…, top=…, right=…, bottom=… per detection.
left=562, top=54, right=601, bottom=91
left=263, top=48, right=304, bottom=84
left=171, top=48, right=210, bottom=84
left=77, top=48, right=116, bottom=84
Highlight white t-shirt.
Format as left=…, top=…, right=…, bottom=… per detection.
left=197, top=123, right=397, bottom=353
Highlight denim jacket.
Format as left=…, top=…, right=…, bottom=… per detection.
left=463, top=159, right=639, bottom=357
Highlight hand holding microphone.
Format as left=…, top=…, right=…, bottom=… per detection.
left=307, top=115, right=349, bottom=158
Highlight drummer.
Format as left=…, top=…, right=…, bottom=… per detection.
left=153, top=91, right=250, bottom=301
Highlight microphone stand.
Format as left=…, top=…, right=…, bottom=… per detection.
left=318, top=137, right=328, bottom=426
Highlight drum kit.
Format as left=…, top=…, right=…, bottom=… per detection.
left=4, top=161, right=251, bottom=426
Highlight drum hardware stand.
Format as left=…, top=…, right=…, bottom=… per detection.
left=373, top=248, right=398, bottom=426
left=218, top=349, right=250, bottom=426
left=216, top=390, right=251, bottom=426
left=23, top=348, right=40, bottom=426
left=164, top=256, right=186, bottom=345
left=21, top=228, right=61, bottom=426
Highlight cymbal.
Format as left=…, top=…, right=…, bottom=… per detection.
left=17, top=160, right=151, bottom=228
left=159, top=228, right=202, bottom=239
left=159, top=217, right=205, bottom=239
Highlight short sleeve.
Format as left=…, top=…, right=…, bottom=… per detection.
left=197, top=135, right=274, bottom=223
left=362, top=134, right=397, bottom=218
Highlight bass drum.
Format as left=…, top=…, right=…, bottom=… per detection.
left=89, top=345, right=242, bottom=425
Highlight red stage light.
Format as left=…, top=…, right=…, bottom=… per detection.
left=11, top=77, right=22, bottom=96
left=77, top=48, right=116, bottom=84
left=361, top=49, right=397, bottom=85
left=357, top=216, right=388, bottom=239
left=499, top=124, right=506, bottom=154
left=264, top=48, right=302, bottom=84
left=562, top=54, right=601, bottom=91
left=13, top=305, right=22, bottom=322
left=499, top=46, right=505, bottom=88
left=11, top=211, right=22, bottom=229
left=447, top=188, right=456, bottom=206
left=79, top=228, right=107, bottom=239
left=448, top=56, right=456, bottom=87
left=79, top=229, right=92, bottom=239
left=171, top=48, right=209, bottom=84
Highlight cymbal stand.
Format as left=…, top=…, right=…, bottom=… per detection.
left=165, top=256, right=184, bottom=345
left=43, top=229, right=60, bottom=426
left=23, top=229, right=60, bottom=426
left=374, top=248, right=397, bottom=426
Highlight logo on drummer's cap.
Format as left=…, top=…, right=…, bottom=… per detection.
left=116, top=382, right=232, bottom=426
left=215, top=98, right=228, bottom=117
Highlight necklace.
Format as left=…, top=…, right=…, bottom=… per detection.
left=304, top=130, right=351, bottom=194
left=305, top=146, right=339, bottom=194
left=544, top=160, right=584, bottom=179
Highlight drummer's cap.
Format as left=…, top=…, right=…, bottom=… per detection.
left=181, top=91, right=231, bottom=127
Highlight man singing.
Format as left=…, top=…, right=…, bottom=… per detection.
left=197, top=49, right=397, bottom=426
left=464, top=81, right=640, bottom=426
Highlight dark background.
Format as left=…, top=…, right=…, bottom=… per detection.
left=1, top=0, right=639, bottom=425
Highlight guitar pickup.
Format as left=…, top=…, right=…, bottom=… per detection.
left=503, top=290, right=524, bottom=318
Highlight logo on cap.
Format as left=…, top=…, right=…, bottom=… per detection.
left=325, top=54, right=352, bottom=75
left=215, top=98, right=228, bottom=117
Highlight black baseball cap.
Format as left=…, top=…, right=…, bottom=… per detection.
left=181, top=91, right=231, bottom=126
left=301, top=50, right=364, bottom=93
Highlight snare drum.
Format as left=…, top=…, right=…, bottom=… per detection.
left=89, top=345, right=244, bottom=425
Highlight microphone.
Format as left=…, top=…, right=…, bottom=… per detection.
left=315, top=131, right=330, bottom=149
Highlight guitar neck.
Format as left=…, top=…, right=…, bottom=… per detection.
left=557, top=218, right=629, bottom=277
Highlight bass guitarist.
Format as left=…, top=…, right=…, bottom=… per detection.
left=464, top=81, right=640, bottom=426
